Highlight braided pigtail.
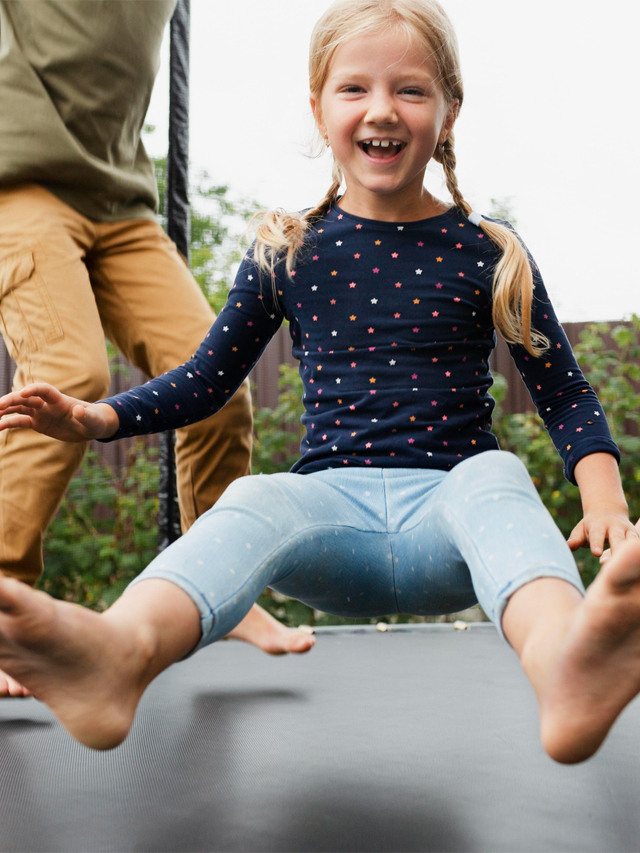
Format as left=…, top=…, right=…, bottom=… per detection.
left=304, top=160, right=344, bottom=227
left=437, top=134, right=471, bottom=217
left=252, top=161, right=344, bottom=280
left=437, top=138, right=549, bottom=357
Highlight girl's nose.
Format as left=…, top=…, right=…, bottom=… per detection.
left=364, top=92, right=398, bottom=125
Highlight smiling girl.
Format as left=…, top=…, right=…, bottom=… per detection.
left=0, top=0, right=639, bottom=764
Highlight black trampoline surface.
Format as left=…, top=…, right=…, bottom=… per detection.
left=1, top=624, right=639, bottom=853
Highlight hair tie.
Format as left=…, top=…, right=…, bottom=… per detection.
left=468, top=211, right=483, bottom=227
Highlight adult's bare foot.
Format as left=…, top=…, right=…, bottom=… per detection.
left=531, top=538, right=640, bottom=763
left=226, top=604, right=315, bottom=655
left=0, top=666, right=31, bottom=698
left=0, top=576, right=155, bottom=749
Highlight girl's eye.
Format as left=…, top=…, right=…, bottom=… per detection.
left=341, top=85, right=365, bottom=94
left=401, top=87, right=425, bottom=96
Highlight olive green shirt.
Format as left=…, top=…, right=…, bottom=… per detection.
left=0, top=0, right=176, bottom=221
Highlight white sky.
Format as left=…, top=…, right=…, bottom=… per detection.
left=145, top=0, right=640, bottom=322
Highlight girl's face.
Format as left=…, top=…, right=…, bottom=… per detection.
left=311, top=28, right=458, bottom=222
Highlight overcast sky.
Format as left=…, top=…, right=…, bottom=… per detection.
left=145, top=1, right=640, bottom=322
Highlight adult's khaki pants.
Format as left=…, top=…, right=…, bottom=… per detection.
left=0, top=185, right=252, bottom=584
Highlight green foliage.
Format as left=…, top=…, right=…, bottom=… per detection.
left=488, top=196, right=518, bottom=226
left=39, top=442, right=159, bottom=609
left=153, top=156, right=260, bottom=313
left=493, top=315, right=640, bottom=585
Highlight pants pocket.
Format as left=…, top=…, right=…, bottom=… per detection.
left=0, top=251, right=64, bottom=358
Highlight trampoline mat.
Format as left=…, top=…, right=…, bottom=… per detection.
left=1, top=623, right=639, bottom=852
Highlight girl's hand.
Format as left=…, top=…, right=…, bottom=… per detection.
left=568, top=510, right=639, bottom=558
left=599, top=519, right=640, bottom=563
left=0, top=383, right=119, bottom=442
left=571, top=453, right=637, bottom=558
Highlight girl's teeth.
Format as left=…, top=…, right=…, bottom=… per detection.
left=364, top=139, right=401, bottom=148
left=360, top=139, right=403, bottom=155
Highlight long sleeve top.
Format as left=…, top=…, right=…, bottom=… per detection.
left=100, top=206, right=619, bottom=484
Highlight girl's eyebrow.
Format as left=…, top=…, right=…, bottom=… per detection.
left=396, top=71, right=437, bottom=85
left=329, top=66, right=436, bottom=84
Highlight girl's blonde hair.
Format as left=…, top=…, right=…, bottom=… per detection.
left=253, top=0, right=548, bottom=356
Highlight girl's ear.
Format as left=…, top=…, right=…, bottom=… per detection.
left=310, top=96, right=326, bottom=138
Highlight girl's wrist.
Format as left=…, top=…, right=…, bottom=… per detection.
left=573, top=452, right=628, bottom=515
left=93, top=403, right=120, bottom=439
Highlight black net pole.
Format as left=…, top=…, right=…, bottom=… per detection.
left=158, top=0, right=191, bottom=551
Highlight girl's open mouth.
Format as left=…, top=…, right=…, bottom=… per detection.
left=358, top=139, right=406, bottom=159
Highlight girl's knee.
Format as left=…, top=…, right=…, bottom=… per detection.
left=215, top=472, right=303, bottom=513
left=456, top=449, right=529, bottom=485
left=441, top=451, right=540, bottom=514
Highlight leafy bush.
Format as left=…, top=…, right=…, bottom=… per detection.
left=154, top=154, right=259, bottom=314
left=39, top=442, right=159, bottom=609
left=493, top=316, right=640, bottom=585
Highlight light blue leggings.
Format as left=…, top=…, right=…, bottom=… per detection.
left=130, top=451, right=584, bottom=649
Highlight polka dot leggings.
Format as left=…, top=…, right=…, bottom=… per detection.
left=130, top=450, right=584, bottom=649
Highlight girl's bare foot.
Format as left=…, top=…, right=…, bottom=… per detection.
left=526, top=539, right=640, bottom=763
left=226, top=604, right=315, bottom=654
left=0, top=666, right=31, bottom=698
left=0, top=576, right=157, bottom=749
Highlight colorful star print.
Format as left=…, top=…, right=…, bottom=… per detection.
left=102, top=206, right=618, bottom=484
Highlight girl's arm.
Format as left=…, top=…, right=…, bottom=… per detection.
left=505, top=296, right=619, bottom=485
left=100, top=256, right=282, bottom=441
left=496, top=228, right=618, bottom=485
left=0, top=384, right=119, bottom=441
left=0, top=253, right=283, bottom=445
left=498, top=234, right=634, bottom=555
left=570, top=452, right=636, bottom=556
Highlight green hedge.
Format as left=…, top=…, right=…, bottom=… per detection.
left=493, top=317, right=640, bottom=586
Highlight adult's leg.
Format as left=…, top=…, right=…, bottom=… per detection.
left=88, top=218, right=252, bottom=525
left=88, top=219, right=312, bottom=654
left=0, top=186, right=111, bottom=581
left=0, top=185, right=112, bottom=696
left=0, top=469, right=395, bottom=747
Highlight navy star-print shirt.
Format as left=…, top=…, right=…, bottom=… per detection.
left=101, top=206, right=619, bottom=484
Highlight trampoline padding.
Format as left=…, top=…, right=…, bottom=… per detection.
left=0, top=624, right=639, bottom=852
